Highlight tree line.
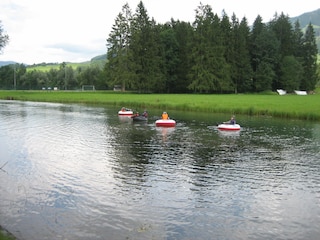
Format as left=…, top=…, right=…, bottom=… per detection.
left=0, top=21, right=107, bottom=91
left=0, top=2, right=319, bottom=93
left=0, top=62, right=107, bottom=90
left=106, top=1, right=319, bottom=93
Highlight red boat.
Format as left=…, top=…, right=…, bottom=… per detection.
left=118, top=107, right=133, bottom=116
left=217, top=123, right=241, bottom=131
left=155, top=119, right=176, bottom=127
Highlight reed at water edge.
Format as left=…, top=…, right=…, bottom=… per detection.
left=0, top=90, right=319, bottom=121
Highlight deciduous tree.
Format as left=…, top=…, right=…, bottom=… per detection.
left=280, top=55, right=302, bottom=92
left=0, top=21, right=9, bottom=52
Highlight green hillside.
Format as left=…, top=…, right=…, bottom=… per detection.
left=290, top=8, right=320, bottom=53
left=26, top=54, right=106, bottom=72
left=290, top=8, right=320, bottom=28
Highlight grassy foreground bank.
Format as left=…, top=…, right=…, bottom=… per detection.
left=0, top=226, right=15, bottom=240
left=0, top=90, right=319, bottom=121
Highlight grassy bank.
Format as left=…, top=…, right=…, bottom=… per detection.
left=0, top=90, right=319, bottom=121
left=0, top=226, right=15, bottom=240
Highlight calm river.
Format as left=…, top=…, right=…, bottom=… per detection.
left=0, top=100, right=320, bottom=240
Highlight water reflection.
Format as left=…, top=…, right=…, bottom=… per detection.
left=0, top=101, right=320, bottom=240
left=217, top=128, right=241, bottom=138
left=156, top=127, right=176, bottom=143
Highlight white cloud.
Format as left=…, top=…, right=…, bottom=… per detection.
left=0, top=0, right=319, bottom=64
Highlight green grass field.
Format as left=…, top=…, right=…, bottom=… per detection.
left=0, top=227, right=15, bottom=240
left=26, top=62, right=92, bottom=72
left=1, top=90, right=319, bottom=121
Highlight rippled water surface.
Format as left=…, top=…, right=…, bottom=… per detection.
left=1, top=100, right=320, bottom=240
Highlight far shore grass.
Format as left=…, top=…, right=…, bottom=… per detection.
left=0, top=90, right=319, bottom=121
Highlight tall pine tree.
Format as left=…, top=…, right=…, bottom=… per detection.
left=249, top=16, right=279, bottom=91
left=188, top=3, right=231, bottom=93
left=172, top=20, right=194, bottom=93
left=301, top=23, right=318, bottom=91
left=130, top=1, right=164, bottom=92
left=230, top=15, right=253, bottom=93
left=106, top=3, right=133, bottom=91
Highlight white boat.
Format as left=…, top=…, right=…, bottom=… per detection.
left=155, top=119, right=176, bottom=127
left=277, top=89, right=286, bottom=95
left=217, top=123, right=241, bottom=131
left=118, top=108, right=133, bottom=116
left=294, top=90, right=307, bottom=95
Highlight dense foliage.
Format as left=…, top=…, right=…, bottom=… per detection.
left=106, top=1, right=319, bottom=93
left=0, top=2, right=319, bottom=93
left=0, top=20, right=9, bottom=53
left=0, top=62, right=107, bottom=90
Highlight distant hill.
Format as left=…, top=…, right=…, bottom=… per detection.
left=26, top=59, right=107, bottom=72
left=290, top=8, right=320, bottom=53
left=91, top=54, right=106, bottom=61
left=0, top=61, right=17, bottom=67
left=290, top=8, right=320, bottom=28
left=0, top=55, right=107, bottom=69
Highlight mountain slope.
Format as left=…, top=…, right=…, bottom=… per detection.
left=290, top=8, right=320, bottom=53
left=290, top=8, right=320, bottom=27
left=0, top=61, right=17, bottom=67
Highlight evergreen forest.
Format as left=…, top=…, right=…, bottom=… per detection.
left=0, top=1, right=319, bottom=93
left=106, top=2, right=319, bottom=93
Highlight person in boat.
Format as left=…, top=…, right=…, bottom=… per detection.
left=142, top=110, right=148, bottom=118
left=224, top=115, right=236, bottom=125
left=121, top=107, right=131, bottom=112
left=132, top=112, right=140, bottom=118
left=161, top=112, right=169, bottom=120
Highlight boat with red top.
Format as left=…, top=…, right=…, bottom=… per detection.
left=217, top=123, right=241, bottom=131
left=155, top=119, right=176, bottom=127
left=118, top=107, right=133, bottom=116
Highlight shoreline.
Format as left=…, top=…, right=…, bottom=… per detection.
left=0, top=225, right=16, bottom=240
left=0, top=90, right=319, bottom=121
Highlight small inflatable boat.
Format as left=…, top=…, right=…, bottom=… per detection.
left=131, top=115, right=148, bottom=121
left=217, top=123, right=241, bottom=131
left=155, top=119, right=176, bottom=127
left=118, top=108, right=133, bottom=116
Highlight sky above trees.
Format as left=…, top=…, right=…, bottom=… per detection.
left=0, top=0, right=319, bottom=64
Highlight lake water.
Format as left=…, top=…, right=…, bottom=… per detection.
left=0, top=100, right=320, bottom=240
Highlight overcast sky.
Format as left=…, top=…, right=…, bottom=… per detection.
left=0, top=0, right=319, bottom=65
